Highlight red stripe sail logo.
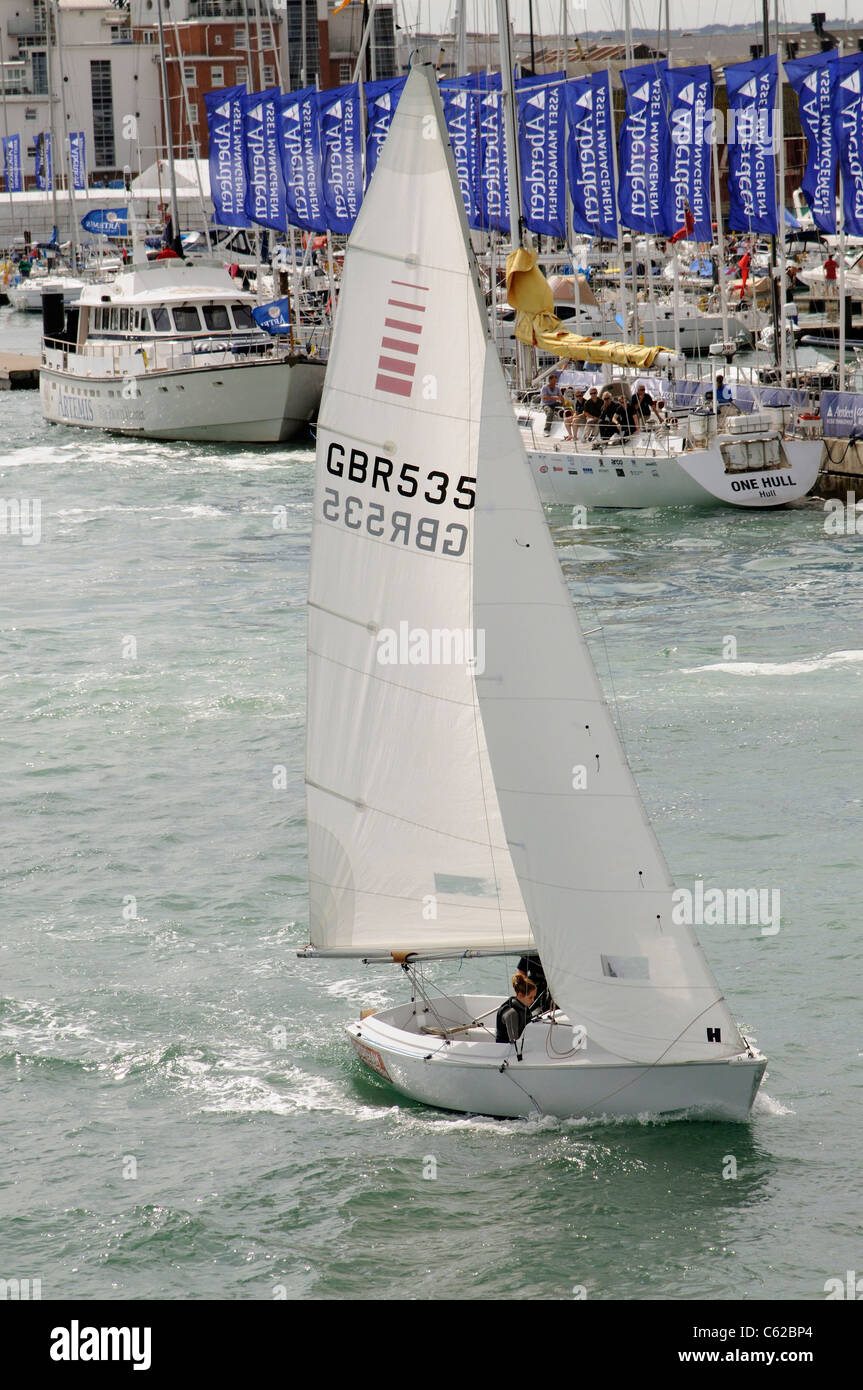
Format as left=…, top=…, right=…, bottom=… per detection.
left=375, top=279, right=429, bottom=398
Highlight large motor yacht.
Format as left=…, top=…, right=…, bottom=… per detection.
left=40, top=259, right=325, bottom=443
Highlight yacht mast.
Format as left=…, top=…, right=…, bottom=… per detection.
left=155, top=0, right=182, bottom=254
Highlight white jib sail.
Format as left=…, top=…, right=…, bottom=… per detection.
left=305, top=64, right=533, bottom=954
left=473, top=349, right=745, bottom=1065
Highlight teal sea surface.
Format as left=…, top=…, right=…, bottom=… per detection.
left=1, top=306, right=861, bottom=1301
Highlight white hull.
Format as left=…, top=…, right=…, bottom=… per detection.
left=8, top=278, right=84, bottom=312
left=40, top=354, right=325, bottom=443
left=522, top=426, right=821, bottom=510
left=348, top=996, right=766, bottom=1121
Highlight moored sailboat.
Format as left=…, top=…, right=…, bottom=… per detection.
left=300, top=63, right=766, bottom=1121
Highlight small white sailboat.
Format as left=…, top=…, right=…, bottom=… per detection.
left=300, top=64, right=766, bottom=1121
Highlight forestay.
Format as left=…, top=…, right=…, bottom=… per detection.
left=305, top=64, right=533, bottom=955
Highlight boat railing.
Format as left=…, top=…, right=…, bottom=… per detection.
left=41, top=334, right=312, bottom=378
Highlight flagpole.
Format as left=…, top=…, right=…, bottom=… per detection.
left=0, top=26, right=19, bottom=241
left=776, top=44, right=788, bottom=387
left=607, top=63, right=628, bottom=344
left=711, top=107, right=730, bottom=349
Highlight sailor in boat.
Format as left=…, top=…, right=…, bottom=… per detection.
left=495, top=955, right=554, bottom=1045
left=541, top=372, right=566, bottom=434
left=581, top=386, right=602, bottom=440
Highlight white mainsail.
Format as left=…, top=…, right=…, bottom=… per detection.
left=305, top=64, right=533, bottom=954
left=473, top=350, right=745, bottom=1065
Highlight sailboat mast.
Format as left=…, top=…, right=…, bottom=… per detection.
left=43, top=6, right=60, bottom=246
left=495, top=0, right=522, bottom=252
left=156, top=0, right=181, bottom=252
left=761, top=0, right=780, bottom=366
left=52, top=0, right=80, bottom=274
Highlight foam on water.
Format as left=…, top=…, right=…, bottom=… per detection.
left=682, top=649, right=863, bottom=676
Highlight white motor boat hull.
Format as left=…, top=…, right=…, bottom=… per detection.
left=9, top=277, right=84, bottom=312
left=348, top=996, right=766, bottom=1121
left=40, top=353, right=325, bottom=443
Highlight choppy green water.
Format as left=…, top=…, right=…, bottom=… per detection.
left=1, top=305, right=861, bottom=1301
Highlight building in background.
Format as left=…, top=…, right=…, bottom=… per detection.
left=0, top=0, right=161, bottom=186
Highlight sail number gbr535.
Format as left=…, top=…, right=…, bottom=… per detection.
left=322, top=440, right=474, bottom=556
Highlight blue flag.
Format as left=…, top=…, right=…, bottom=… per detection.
left=35, top=132, right=52, bottom=191
left=278, top=88, right=327, bottom=234
left=81, top=207, right=128, bottom=237
left=665, top=65, right=713, bottom=242
left=725, top=55, right=778, bottom=235
left=785, top=50, right=837, bottom=234
left=243, top=88, right=286, bottom=230
left=834, top=54, right=863, bottom=237
left=69, top=131, right=86, bottom=191
left=821, top=391, right=863, bottom=437
left=2, top=134, right=22, bottom=192
left=516, top=73, right=566, bottom=238
left=479, top=88, right=511, bottom=234
left=564, top=73, right=618, bottom=241
left=441, top=81, right=483, bottom=230
left=365, top=76, right=406, bottom=186
left=618, top=62, right=673, bottom=235
left=252, top=297, right=292, bottom=334
left=205, top=86, right=252, bottom=228
left=318, top=84, right=363, bottom=235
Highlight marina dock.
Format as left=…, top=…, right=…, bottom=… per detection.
left=0, top=352, right=40, bottom=390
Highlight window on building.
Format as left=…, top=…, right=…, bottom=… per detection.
left=90, top=60, right=115, bottom=168
left=183, top=65, right=196, bottom=84
left=211, top=64, right=224, bottom=85
left=263, top=65, right=275, bottom=87
left=236, top=66, right=248, bottom=85
left=285, top=0, right=319, bottom=88
left=339, top=62, right=352, bottom=83
left=213, top=33, right=223, bottom=46
left=31, top=51, right=48, bottom=95
left=234, top=28, right=245, bottom=48
left=261, top=26, right=273, bottom=47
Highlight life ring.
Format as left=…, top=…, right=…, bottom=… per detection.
left=799, top=411, right=820, bottom=420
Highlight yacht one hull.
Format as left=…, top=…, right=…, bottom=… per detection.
left=347, top=996, right=766, bottom=1121
left=524, top=433, right=821, bottom=509
left=40, top=354, right=326, bottom=443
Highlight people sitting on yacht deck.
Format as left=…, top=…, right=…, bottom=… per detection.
left=568, top=388, right=587, bottom=440
left=541, top=372, right=565, bottom=433
left=599, top=391, right=626, bottom=440
left=628, top=384, right=659, bottom=432
left=581, top=387, right=602, bottom=440
left=495, top=954, right=554, bottom=1044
